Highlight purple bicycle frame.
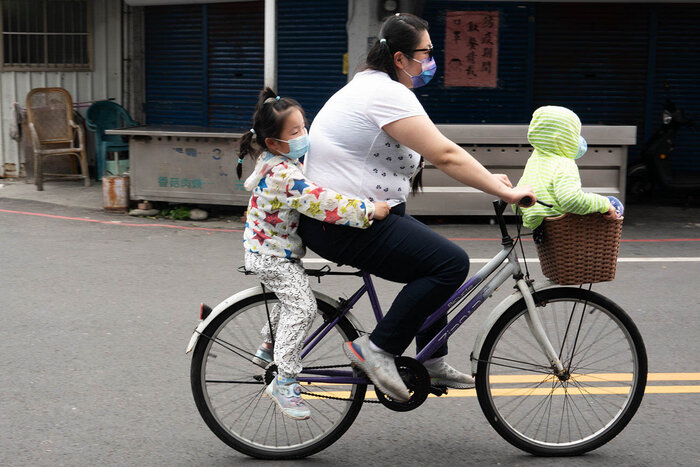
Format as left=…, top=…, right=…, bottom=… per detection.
left=296, top=246, right=522, bottom=385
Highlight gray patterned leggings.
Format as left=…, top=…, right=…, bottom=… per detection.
left=244, top=252, right=317, bottom=378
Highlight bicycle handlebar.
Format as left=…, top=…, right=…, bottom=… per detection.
left=493, top=197, right=554, bottom=241
left=520, top=197, right=553, bottom=208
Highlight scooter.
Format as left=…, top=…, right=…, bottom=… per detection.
left=627, top=98, right=700, bottom=202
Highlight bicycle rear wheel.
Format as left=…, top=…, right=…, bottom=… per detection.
left=190, top=293, right=366, bottom=459
left=476, top=287, right=647, bottom=456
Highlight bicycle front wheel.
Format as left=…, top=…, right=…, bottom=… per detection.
left=190, top=293, right=366, bottom=459
left=476, top=287, right=647, bottom=456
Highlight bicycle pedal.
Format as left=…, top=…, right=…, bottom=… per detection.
left=429, top=385, right=448, bottom=397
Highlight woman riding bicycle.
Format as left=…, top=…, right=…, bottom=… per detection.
left=298, top=13, right=535, bottom=402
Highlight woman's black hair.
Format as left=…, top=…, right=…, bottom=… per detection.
left=237, top=87, right=305, bottom=178
left=363, top=13, right=428, bottom=82
left=364, top=13, right=428, bottom=193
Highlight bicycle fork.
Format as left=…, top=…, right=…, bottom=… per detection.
left=516, top=279, right=567, bottom=376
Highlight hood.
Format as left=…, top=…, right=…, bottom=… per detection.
left=527, top=106, right=582, bottom=159
left=243, top=153, right=284, bottom=191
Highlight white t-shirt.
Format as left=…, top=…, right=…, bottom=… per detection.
left=305, top=70, right=427, bottom=206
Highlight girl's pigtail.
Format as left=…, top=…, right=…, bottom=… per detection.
left=237, top=128, right=256, bottom=179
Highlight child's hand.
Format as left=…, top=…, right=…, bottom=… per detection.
left=372, top=202, right=390, bottom=220
left=603, top=202, right=618, bottom=219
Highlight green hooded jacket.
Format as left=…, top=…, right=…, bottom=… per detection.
left=516, top=106, right=611, bottom=229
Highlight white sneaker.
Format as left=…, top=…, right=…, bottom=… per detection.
left=425, top=360, right=475, bottom=389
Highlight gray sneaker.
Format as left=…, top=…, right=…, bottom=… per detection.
left=343, top=335, right=410, bottom=402
left=425, top=360, right=475, bottom=389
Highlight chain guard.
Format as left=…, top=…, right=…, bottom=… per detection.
left=375, top=356, right=430, bottom=412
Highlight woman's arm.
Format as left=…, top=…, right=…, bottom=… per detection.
left=383, top=115, right=535, bottom=205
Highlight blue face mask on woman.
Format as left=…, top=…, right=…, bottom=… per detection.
left=402, top=55, right=437, bottom=88
left=274, top=132, right=309, bottom=160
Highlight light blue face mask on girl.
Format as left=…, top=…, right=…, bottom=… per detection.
left=274, top=132, right=309, bottom=160
left=575, top=135, right=588, bottom=159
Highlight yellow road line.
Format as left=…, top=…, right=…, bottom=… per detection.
left=301, top=374, right=700, bottom=400
left=303, top=385, right=700, bottom=400
left=488, top=372, right=700, bottom=384
left=302, top=373, right=700, bottom=388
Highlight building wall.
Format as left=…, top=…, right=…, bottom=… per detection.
left=0, top=0, right=123, bottom=178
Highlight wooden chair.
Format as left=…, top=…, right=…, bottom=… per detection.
left=26, top=87, right=90, bottom=190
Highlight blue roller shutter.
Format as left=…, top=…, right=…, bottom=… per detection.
left=652, top=4, right=700, bottom=172
left=277, top=0, right=348, bottom=122
left=420, top=1, right=532, bottom=123
left=207, top=2, right=264, bottom=129
left=145, top=5, right=205, bottom=125
left=532, top=3, right=650, bottom=155
left=145, top=2, right=263, bottom=129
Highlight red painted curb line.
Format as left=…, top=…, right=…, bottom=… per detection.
left=1, top=208, right=697, bottom=242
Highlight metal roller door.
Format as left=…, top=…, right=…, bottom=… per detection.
left=277, top=0, right=348, bottom=122
left=144, top=2, right=263, bottom=129
left=207, top=2, right=264, bottom=129
left=145, top=5, right=206, bottom=125
left=532, top=3, right=650, bottom=149
left=651, top=4, right=700, bottom=172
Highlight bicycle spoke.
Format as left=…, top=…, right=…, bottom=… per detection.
left=486, top=355, right=553, bottom=374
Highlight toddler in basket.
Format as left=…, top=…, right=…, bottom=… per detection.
left=516, top=106, right=623, bottom=242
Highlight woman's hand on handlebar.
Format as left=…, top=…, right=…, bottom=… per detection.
left=500, top=184, right=537, bottom=207
left=371, top=201, right=391, bottom=220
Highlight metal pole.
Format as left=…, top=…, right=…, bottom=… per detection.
left=264, top=0, right=276, bottom=91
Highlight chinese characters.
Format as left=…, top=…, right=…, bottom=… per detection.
left=445, top=11, right=499, bottom=88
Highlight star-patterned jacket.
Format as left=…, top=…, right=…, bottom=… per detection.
left=243, top=153, right=375, bottom=259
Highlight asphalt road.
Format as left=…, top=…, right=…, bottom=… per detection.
left=1, top=198, right=698, bottom=466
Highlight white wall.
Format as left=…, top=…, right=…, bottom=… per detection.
left=0, top=0, right=123, bottom=178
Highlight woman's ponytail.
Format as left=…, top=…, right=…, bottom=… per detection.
left=411, top=156, right=424, bottom=194
left=366, top=37, right=398, bottom=81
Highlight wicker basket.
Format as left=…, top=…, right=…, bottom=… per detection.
left=535, top=212, right=623, bottom=285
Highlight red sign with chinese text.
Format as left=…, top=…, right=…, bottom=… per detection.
left=444, top=11, right=499, bottom=88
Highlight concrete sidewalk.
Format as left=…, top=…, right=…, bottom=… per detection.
left=0, top=179, right=104, bottom=212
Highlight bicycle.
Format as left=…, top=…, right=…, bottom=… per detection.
left=186, top=200, right=647, bottom=459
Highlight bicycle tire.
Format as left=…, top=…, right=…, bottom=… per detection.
left=190, top=293, right=366, bottom=459
left=476, top=287, right=647, bottom=456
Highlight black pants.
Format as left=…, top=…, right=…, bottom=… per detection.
left=298, top=204, right=469, bottom=357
